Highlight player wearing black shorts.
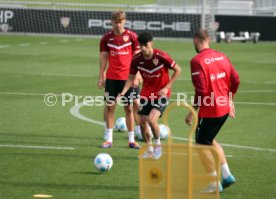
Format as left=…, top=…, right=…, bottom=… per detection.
left=119, top=32, right=182, bottom=159
left=185, top=29, right=240, bottom=192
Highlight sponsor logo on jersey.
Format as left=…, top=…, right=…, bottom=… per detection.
left=210, top=72, right=226, bottom=81
left=205, top=56, right=224, bottom=65
left=110, top=51, right=129, bottom=56
left=142, top=73, right=161, bottom=78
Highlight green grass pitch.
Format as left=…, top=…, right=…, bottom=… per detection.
left=0, top=34, right=275, bottom=199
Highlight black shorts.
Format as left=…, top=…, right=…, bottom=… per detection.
left=105, top=79, right=140, bottom=104
left=138, top=97, right=169, bottom=117
left=196, top=113, right=229, bottom=145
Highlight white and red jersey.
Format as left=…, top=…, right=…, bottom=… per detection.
left=130, top=49, right=176, bottom=99
left=190, top=48, right=240, bottom=118
left=100, top=29, right=140, bottom=80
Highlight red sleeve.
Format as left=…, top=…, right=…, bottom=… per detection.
left=99, top=35, right=108, bottom=52
left=131, top=32, right=140, bottom=53
left=130, top=57, right=138, bottom=75
left=159, top=51, right=176, bottom=69
left=190, top=59, right=207, bottom=106
left=229, top=64, right=240, bottom=96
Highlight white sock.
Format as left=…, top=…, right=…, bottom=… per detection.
left=105, top=128, right=113, bottom=143
left=154, top=138, right=161, bottom=145
left=128, top=131, right=135, bottom=143
left=103, top=121, right=107, bottom=140
left=209, top=171, right=218, bottom=186
left=221, top=163, right=231, bottom=179
left=147, top=145, right=154, bottom=153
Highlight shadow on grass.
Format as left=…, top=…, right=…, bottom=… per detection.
left=0, top=181, right=138, bottom=191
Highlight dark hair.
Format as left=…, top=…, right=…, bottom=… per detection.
left=193, top=29, right=209, bottom=42
left=138, top=31, right=153, bottom=45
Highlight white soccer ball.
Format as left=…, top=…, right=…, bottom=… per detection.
left=94, top=153, right=113, bottom=172
left=135, top=125, right=153, bottom=141
left=114, top=117, right=127, bottom=132
left=159, top=124, right=170, bottom=140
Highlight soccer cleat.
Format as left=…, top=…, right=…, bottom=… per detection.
left=221, top=175, right=236, bottom=189
left=139, top=151, right=154, bottom=159
left=153, top=145, right=163, bottom=160
left=101, top=141, right=112, bottom=148
left=200, top=182, right=223, bottom=193
left=128, top=142, right=141, bottom=149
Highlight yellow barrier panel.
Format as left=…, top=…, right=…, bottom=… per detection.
left=139, top=102, right=220, bottom=199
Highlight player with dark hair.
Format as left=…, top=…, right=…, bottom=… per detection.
left=119, top=31, right=181, bottom=159
left=185, top=29, right=240, bottom=192
left=98, top=10, right=141, bottom=149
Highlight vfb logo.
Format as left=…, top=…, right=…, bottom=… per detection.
left=0, top=10, right=14, bottom=23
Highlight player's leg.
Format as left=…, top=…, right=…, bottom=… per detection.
left=139, top=115, right=155, bottom=158
left=133, top=98, right=141, bottom=134
left=148, top=98, right=169, bottom=159
left=101, top=79, right=118, bottom=148
left=195, top=117, right=226, bottom=192
left=213, top=140, right=236, bottom=189
left=124, top=87, right=140, bottom=149
left=103, top=106, right=107, bottom=140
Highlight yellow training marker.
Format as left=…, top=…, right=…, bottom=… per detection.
left=33, top=194, right=53, bottom=198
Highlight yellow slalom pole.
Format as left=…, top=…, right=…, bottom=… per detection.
left=163, top=101, right=198, bottom=199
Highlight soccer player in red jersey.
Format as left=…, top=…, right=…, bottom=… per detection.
left=119, top=31, right=181, bottom=159
left=98, top=10, right=141, bottom=149
left=185, top=29, right=240, bottom=192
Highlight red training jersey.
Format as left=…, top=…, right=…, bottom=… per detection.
left=130, top=49, right=176, bottom=99
left=100, top=29, right=140, bottom=80
left=190, top=48, right=240, bottom=118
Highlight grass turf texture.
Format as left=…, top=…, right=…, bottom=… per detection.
left=0, top=35, right=276, bottom=199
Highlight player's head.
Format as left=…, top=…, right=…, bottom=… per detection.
left=111, top=10, right=126, bottom=33
left=138, top=31, right=154, bottom=57
left=193, top=29, right=210, bottom=53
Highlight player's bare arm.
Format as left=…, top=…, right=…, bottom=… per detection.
left=185, top=105, right=198, bottom=126
left=132, top=71, right=142, bottom=88
left=158, top=64, right=181, bottom=96
left=118, top=74, right=135, bottom=97
left=98, top=51, right=108, bottom=89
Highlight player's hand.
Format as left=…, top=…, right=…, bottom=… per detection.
left=97, top=78, right=105, bottom=89
left=132, top=78, right=139, bottom=88
left=116, top=93, right=124, bottom=102
left=185, top=111, right=193, bottom=126
left=158, top=87, right=169, bottom=97
left=229, top=100, right=235, bottom=118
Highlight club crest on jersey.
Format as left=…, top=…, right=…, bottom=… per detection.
left=153, top=58, right=159, bottom=65
left=123, top=35, right=129, bottom=42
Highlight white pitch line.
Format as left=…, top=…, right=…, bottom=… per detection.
left=172, top=136, right=276, bottom=152
left=70, top=102, right=276, bottom=153
left=41, top=73, right=94, bottom=77
left=19, top=43, right=30, bottom=47
left=0, top=45, right=10, bottom=48
left=70, top=103, right=104, bottom=126
left=39, top=41, right=48, bottom=45
left=0, top=144, right=74, bottom=150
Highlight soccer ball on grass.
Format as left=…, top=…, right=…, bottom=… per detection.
left=94, top=153, right=113, bottom=172
left=114, top=117, right=128, bottom=132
